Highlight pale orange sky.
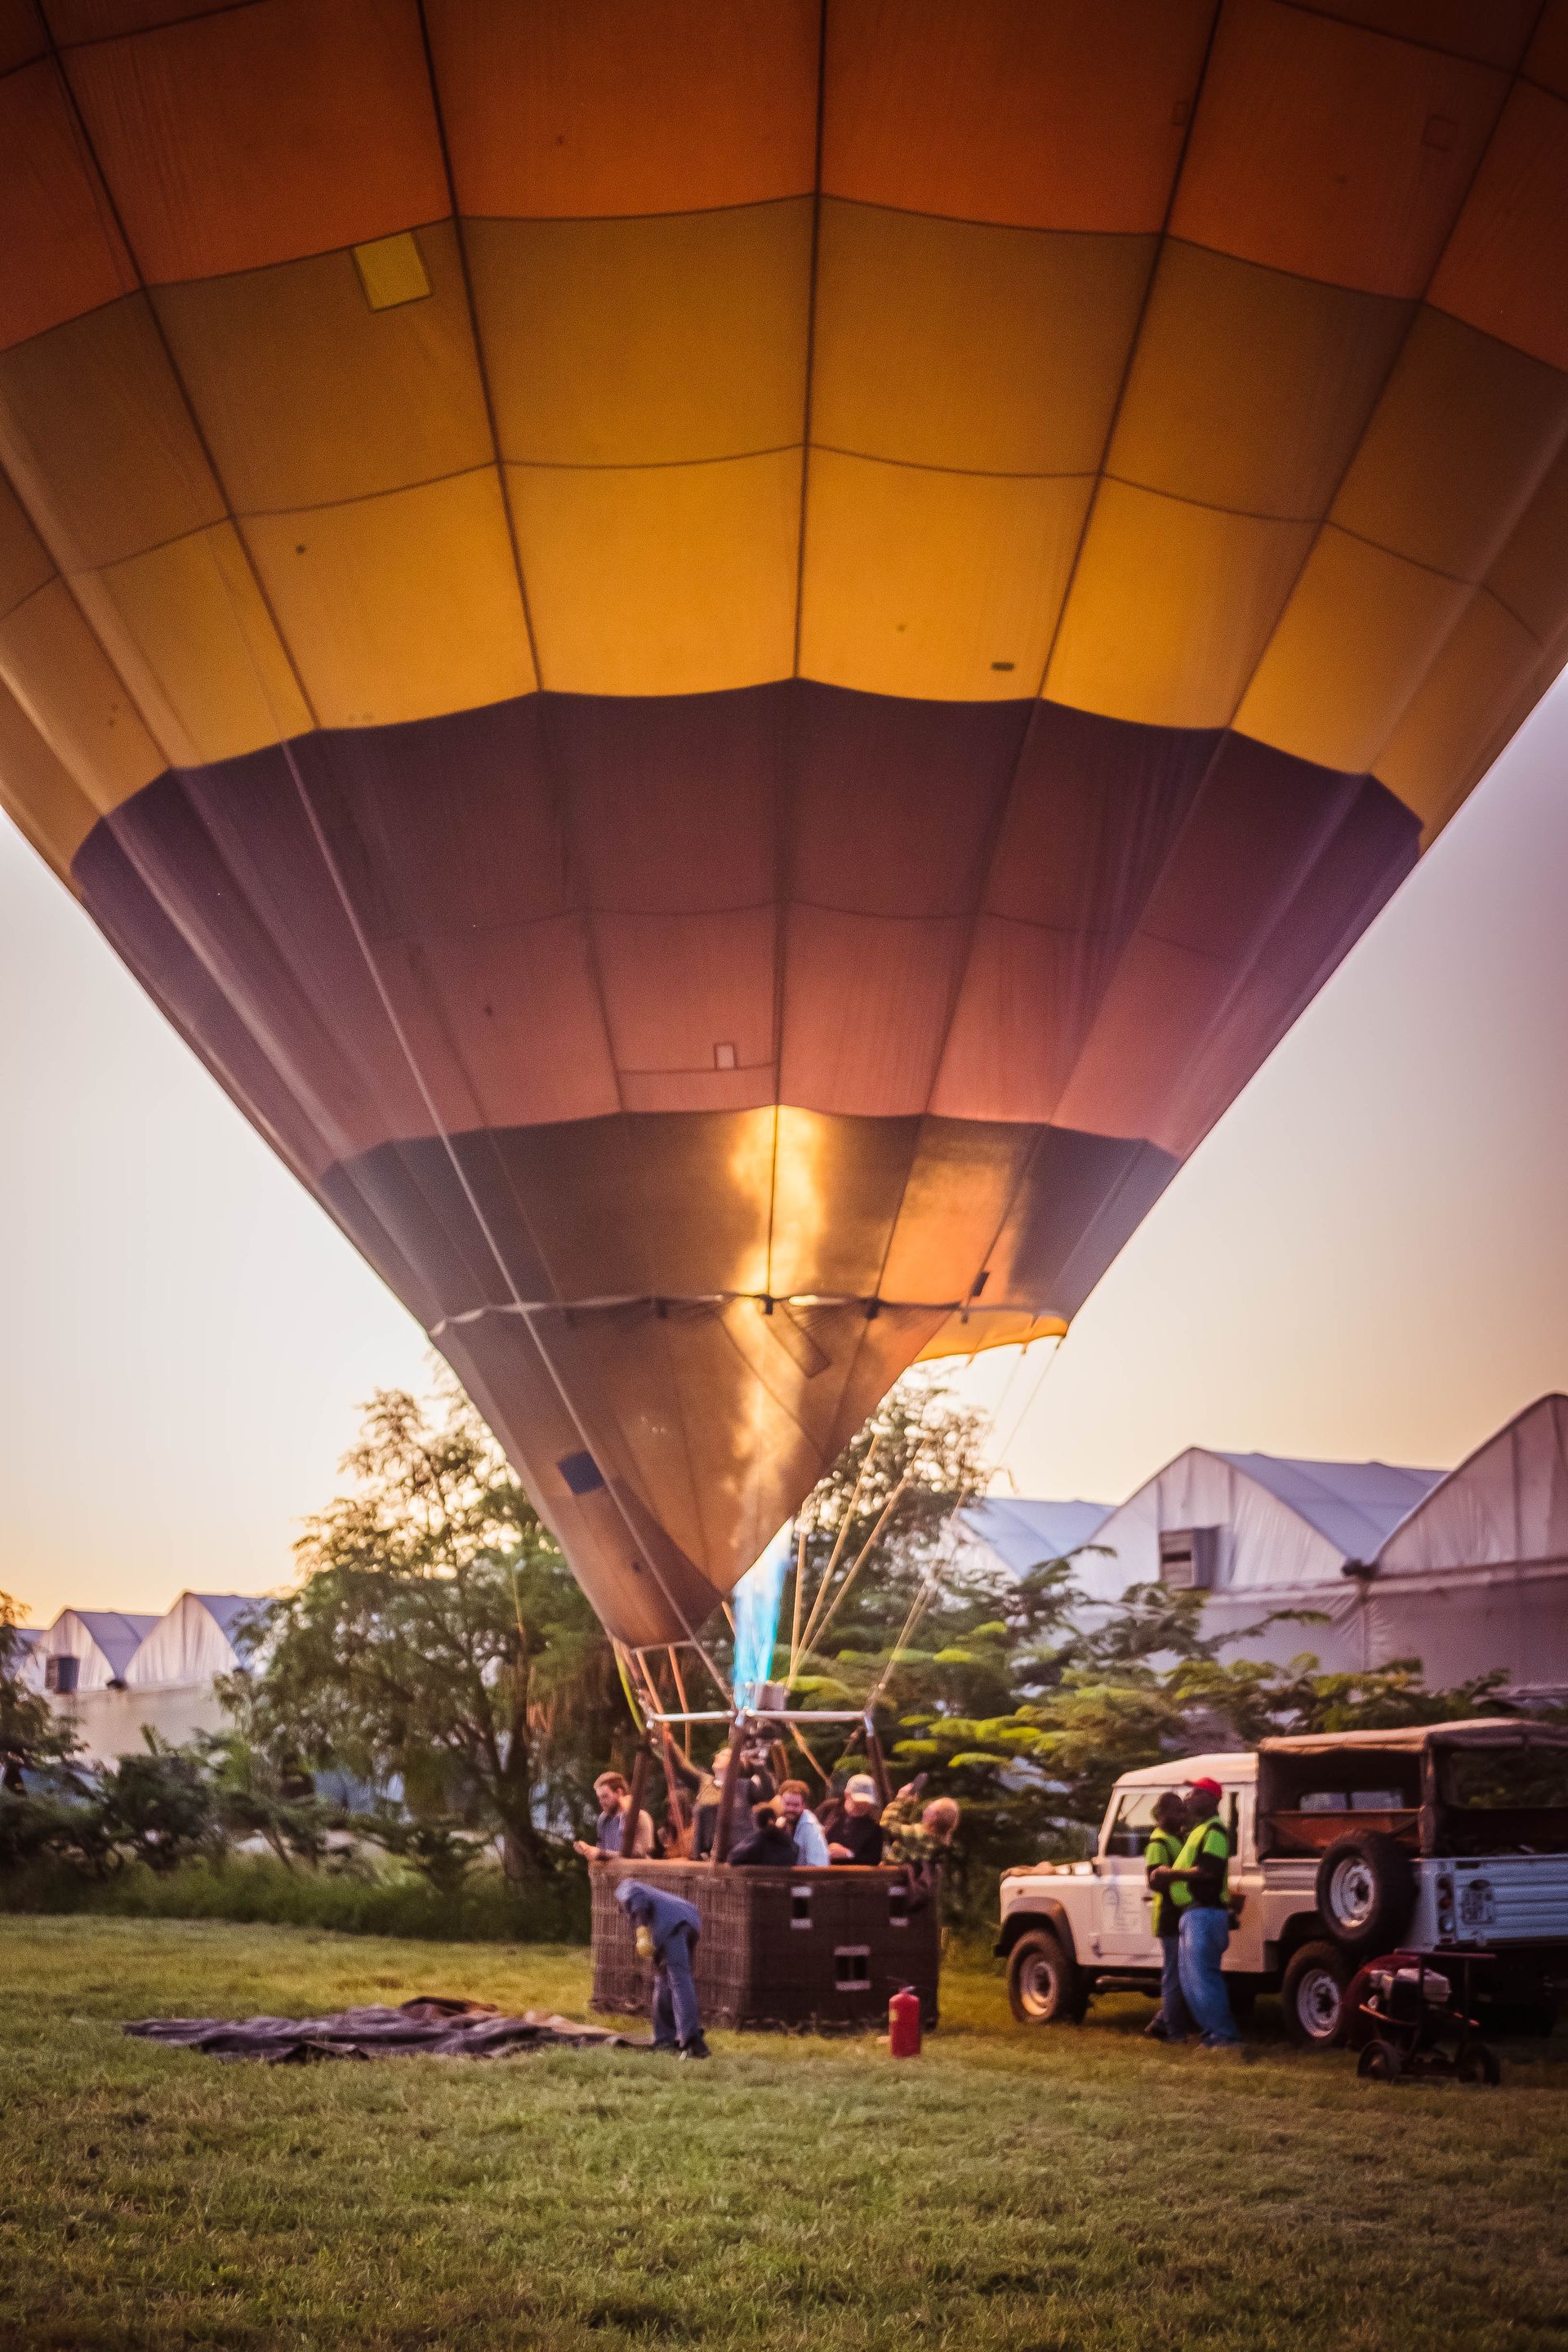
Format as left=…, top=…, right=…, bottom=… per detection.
left=3, top=675, right=1567, bottom=1626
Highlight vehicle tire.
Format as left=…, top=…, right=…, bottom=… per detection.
left=1007, top=1928, right=1088, bottom=2025
left=1315, top=1832, right=1415, bottom=1954
left=1456, top=2040, right=1501, bottom=2086
left=1357, top=2038, right=1403, bottom=2082
left=1281, top=1940, right=1353, bottom=2048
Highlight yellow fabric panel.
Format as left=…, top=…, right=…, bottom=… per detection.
left=1171, top=0, right=1504, bottom=298
left=1429, top=85, right=1568, bottom=373
left=0, top=675, right=98, bottom=876
left=1297, top=2, right=1538, bottom=69
left=1485, top=436, right=1568, bottom=644
left=800, top=452, right=1089, bottom=702
left=1108, top=239, right=1410, bottom=520
left=0, top=0, right=45, bottom=73
left=424, top=0, right=819, bottom=220
left=0, top=294, right=224, bottom=572
left=824, top=0, right=1212, bottom=232
left=0, top=469, right=55, bottom=620
left=72, top=523, right=311, bottom=768
left=1374, top=590, right=1546, bottom=835
left=813, top=204, right=1153, bottom=477
left=0, top=576, right=161, bottom=811
left=1526, top=1, right=1568, bottom=100
left=244, top=470, right=536, bottom=729
left=469, top=206, right=812, bottom=469
left=1047, top=480, right=1314, bottom=730
left=918, top=1309, right=1067, bottom=1361
left=1236, top=526, right=1468, bottom=773
left=509, top=452, right=799, bottom=697
left=65, top=0, right=449, bottom=285
left=154, top=225, right=491, bottom=514
left=1332, top=308, right=1568, bottom=582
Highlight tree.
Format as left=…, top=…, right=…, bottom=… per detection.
left=0, top=1593, right=79, bottom=1793
left=242, top=1383, right=619, bottom=1882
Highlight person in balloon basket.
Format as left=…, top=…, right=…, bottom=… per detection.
left=572, top=1771, right=655, bottom=1863
left=615, top=1878, right=710, bottom=2059
left=1151, top=1777, right=1241, bottom=2051
left=880, top=1775, right=960, bottom=1909
left=1142, top=1790, right=1196, bottom=2044
left=776, top=1778, right=831, bottom=1866
left=826, top=1773, right=886, bottom=1865
left=728, top=1801, right=801, bottom=1867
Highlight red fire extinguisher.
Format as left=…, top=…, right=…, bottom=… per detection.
left=889, top=1984, right=922, bottom=2058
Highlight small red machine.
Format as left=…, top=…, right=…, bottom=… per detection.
left=1350, top=1949, right=1500, bottom=2084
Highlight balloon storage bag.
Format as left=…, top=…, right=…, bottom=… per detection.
left=591, top=1859, right=939, bottom=2032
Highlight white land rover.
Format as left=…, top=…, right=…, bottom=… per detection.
left=996, top=1720, right=1568, bottom=2046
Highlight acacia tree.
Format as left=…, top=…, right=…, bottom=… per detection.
left=243, top=1384, right=618, bottom=1882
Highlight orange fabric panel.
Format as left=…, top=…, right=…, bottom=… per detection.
left=1526, top=0, right=1568, bottom=100
left=1430, top=84, right=1568, bottom=372
left=469, top=206, right=812, bottom=468
left=824, top=0, right=1212, bottom=232
left=509, top=454, right=800, bottom=697
left=0, top=675, right=99, bottom=874
left=1374, top=590, right=1545, bottom=834
left=45, top=0, right=244, bottom=33
left=1236, top=525, right=1469, bottom=773
left=1331, top=307, right=1568, bottom=582
left=424, top=0, right=818, bottom=219
left=880, top=1120, right=1033, bottom=1303
left=917, top=1307, right=1067, bottom=1361
left=0, top=574, right=161, bottom=809
left=800, top=452, right=1090, bottom=701
left=0, top=295, right=224, bottom=572
left=0, top=60, right=136, bottom=350
left=1108, top=239, right=1410, bottom=519
left=927, top=918, right=1082, bottom=1124
left=1051, top=930, right=1226, bottom=1154
left=778, top=906, right=969, bottom=1119
left=593, top=909, right=777, bottom=1085
left=243, top=470, right=536, bottom=728
left=0, top=0, right=46, bottom=72
left=65, top=0, right=448, bottom=283
left=1294, top=2, right=1538, bottom=69
left=0, top=471, right=56, bottom=619
left=813, top=204, right=1153, bottom=476
left=1172, top=0, right=1504, bottom=297
left=71, top=523, right=310, bottom=766
left=1486, top=435, right=1568, bottom=643
left=1047, top=480, right=1314, bottom=730
left=764, top=1104, right=921, bottom=1300
left=154, top=225, right=491, bottom=513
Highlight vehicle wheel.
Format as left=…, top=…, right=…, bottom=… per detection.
left=1007, top=1928, right=1087, bottom=2025
left=1357, top=2038, right=1403, bottom=2082
left=1456, top=2041, right=1501, bottom=2086
left=1281, top=1940, right=1352, bottom=2048
left=1315, top=1832, right=1415, bottom=1954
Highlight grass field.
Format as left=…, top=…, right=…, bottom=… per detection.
left=2, top=1918, right=1566, bottom=2352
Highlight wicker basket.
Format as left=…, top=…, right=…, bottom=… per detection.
left=590, top=1858, right=940, bottom=2031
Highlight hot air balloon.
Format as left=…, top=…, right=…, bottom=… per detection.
left=2, top=0, right=1567, bottom=1694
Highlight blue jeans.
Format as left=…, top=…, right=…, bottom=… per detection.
left=1159, top=1932, right=1193, bottom=2040
left=1178, top=1907, right=1239, bottom=2045
left=653, top=1928, right=703, bottom=2048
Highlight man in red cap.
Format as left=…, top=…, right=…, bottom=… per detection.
left=1159, top=1778, right=1241, bottom=2050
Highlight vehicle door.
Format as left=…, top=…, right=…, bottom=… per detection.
left=1094, top=1788, right=1165, bottom=1962
left=1224, top=1784, right=1266, bottom=1971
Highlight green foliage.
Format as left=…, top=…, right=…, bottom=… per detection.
left=238, top=1383, right=622, bottom=1883
left=0, top=1591, right=80, bottom=1790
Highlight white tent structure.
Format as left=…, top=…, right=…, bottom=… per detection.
left=1082, top=1399, right=1568, bottom=1698
left=34, top=1592, right=265, bottom=1764
left=960, top=1498, right=1112, bottom=1579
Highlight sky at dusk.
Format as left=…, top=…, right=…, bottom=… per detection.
left=3, top=674, right=1567, bottom=1628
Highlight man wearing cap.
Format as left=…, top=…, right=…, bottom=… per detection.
left=1161, top=1778, right=1241, bottom=2050
left=615, top=1878, right=710, bottom=2058
left=827, top=1773, right=885, bottom=1865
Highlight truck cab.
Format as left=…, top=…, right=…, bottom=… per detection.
left=997, top=1722, right=1568, bottom=2046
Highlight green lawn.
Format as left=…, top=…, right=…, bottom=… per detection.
left=2, top=1918, right=1566, bottom=2352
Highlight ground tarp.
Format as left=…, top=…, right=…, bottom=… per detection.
left=125, top=1997, right=647, bottom=2063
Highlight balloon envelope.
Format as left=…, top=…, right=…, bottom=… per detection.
left=2, top=3, right=1566, bottom=1646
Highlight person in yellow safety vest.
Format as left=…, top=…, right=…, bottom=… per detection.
left=1143, top=1790, right=1194, bottom=2042
left=1163, top=1777, right=1241, bottom=2051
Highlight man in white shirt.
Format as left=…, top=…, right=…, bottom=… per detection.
left=777, top=1778, right=831, bottom=1866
